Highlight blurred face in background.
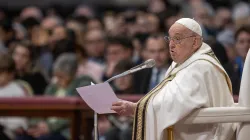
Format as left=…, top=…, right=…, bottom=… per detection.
left=106, top=44, right=129, bottom=64
left=31, top=26, right=49, bottom=46
left=145, top=36, right=169, bottom=68
left=50, top=26, right=67, bottom=43
left=193, top=5, right=212, bottom=27
left=20, top=6, right=42, bottom=21
left=87, top=18, right=103, bottom=30
left=147, top=0, right=166, bottom=13
left=146, top=14, right=160, bottom=34
left=114, top=75, right=133, bottom=92
left=214, top=7, right=231, bottom=30
left=103, top=14, right=116, bottom=32
left=53, top=71, right=72, bottom=88
left=41, top=16, right=62, bottom=31
left=84, top=29, right=106, bottom=58
left=12, top=45, right=31, bottom=72
left=235, top=31, right=250, bottom=59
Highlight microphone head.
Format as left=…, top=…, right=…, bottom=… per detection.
left=145, top=59, right=156, bottom=68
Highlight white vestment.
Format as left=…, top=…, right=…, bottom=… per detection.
left=139, top=43, right=235, bottom=140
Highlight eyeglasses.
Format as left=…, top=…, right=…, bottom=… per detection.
left=164, top=35, right=196, bottom=44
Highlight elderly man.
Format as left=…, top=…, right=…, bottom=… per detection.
left=111, top=18, right=235, bottom=140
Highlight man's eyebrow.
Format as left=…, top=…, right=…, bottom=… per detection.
left=170, top=33, right=182, bottom=37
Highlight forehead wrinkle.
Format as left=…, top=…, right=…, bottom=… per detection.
left=169, top=23, right=193, bottom=37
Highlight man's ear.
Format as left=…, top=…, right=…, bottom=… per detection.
left=192, top=37, right=198, bottom=48
left=192, top=37, right=201, bottom=50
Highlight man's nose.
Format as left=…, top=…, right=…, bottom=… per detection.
left=169, top=40, right=175, bottom=49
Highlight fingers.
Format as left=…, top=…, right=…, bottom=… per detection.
left=111, top=100, right=136, bottom=116
left=111, top=106, right=123, bottom=112
left=112, top=101, right=123, bottom=106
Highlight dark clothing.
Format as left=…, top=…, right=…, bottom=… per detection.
left=210, top=42, right=229, bottom=66
left=33, top=46, right=53, bottom=77
left=0, top=125, right=10, bottom=140
left=52, top=39, right=75, bottom=61
left=224, top=61, right=241, bottom=95
left=208, top=41, right=241, bottom=94
left=234, top=56, right=244, bottom=79
left=133, top=68, right=153, bottom=94
left=15, top=72, right=48, bottom=95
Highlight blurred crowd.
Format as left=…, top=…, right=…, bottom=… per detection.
left=0, top=0, right=250, bottom=139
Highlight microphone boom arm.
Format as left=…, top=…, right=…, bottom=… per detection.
left=105, top=64, right=148, bottom=83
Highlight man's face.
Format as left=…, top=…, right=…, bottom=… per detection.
left=168, top=23, right=197, bottom=64
left=215, top=8, right=231, bottom=29
left=145, top=37, right=169, bottom=68
left=50, top=26, right=67, bottom=43
left=106, top=44, right=126, bottom=63
left=235, top=31, right=250, bottom=59
left=85, top=29, right=106, bottom=58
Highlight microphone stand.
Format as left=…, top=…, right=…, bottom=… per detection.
left=94, top=111, right=98, bottom=140
left=93, top=59, right=155, bottom=140
left=93, top=76, right=121, bottom=140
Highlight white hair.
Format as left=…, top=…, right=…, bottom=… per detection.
left=53, top=53, right=78, bottom=76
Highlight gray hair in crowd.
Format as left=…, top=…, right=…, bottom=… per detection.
left=53, top=53, right=78, bottom=77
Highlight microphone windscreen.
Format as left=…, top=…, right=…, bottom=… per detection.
left=145, top=59, right=156, bottom=68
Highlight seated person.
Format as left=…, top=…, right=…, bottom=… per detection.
left=46, top=53, right=94, bottom=96
left=0, top=53, right=29, bottom=140
left=17, top=53, right=94, bottom=140
left=11, top=41, right=48, bottom=95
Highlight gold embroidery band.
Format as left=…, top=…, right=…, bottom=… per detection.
left=203, top=50, right=221, bottom=64
left=202, top=50, right=233, bottom=93
left=132, top=75, right=176, bottom=140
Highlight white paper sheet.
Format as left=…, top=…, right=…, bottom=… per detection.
left=76, top=82, right=119, bottom=114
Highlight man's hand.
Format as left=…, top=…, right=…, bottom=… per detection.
left=111, top=100, right=137, bottom=117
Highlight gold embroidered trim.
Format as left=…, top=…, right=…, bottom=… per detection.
left=167, top=126, right=174, bottom=140
left=203, top=50, right=221, bottom=64
left=202, top=50, right=233, bottom=93
left=132, top=74, right=176, bottom=140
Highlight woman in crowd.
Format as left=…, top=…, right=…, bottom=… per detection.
left=11, top=41, right=48, bottom=95
left=0, top=53, right=29, bottom=140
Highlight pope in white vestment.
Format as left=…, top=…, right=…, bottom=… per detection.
left=111, top=18, right=236, bottom=140
left=141, top=42, right=235, bottom=140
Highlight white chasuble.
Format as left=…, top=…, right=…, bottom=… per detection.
left=132, top=43, right=236, bottom=140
